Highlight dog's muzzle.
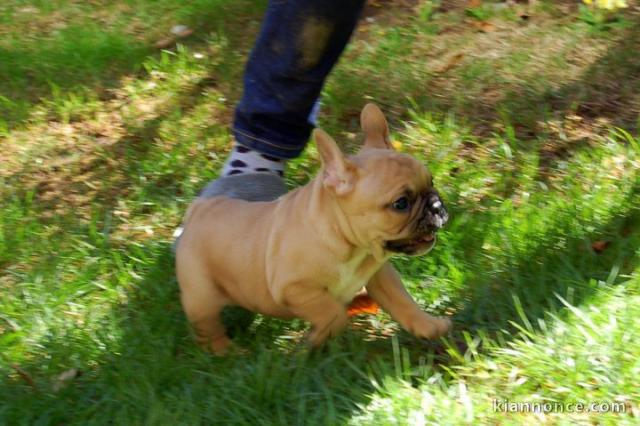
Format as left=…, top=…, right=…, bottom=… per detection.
left=384, top=190, right=448, bottom=255
left=416, top=190, right=448, bottom=233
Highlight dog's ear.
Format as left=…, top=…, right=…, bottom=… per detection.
left=361, top=103, right=393, bottom=150
left=314, top=128, right=356, bottom=196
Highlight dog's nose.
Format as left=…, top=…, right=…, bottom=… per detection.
left=426, top=192, right=448, bottom=228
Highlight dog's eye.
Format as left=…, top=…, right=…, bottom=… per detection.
left=392, top=196, right=411, bottom=212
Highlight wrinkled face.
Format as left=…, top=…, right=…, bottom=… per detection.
left=314, top=103, right=448, bottom=259
left=341, top=150, right=448, bottom=256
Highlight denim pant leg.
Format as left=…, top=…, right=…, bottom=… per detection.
left=233, top=0, right=366, bottom=159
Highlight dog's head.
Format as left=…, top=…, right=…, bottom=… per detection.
left=315, top=103, right=448, bottom=261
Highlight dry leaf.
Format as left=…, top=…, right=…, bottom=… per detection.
left=473, top=21, right=496, bottom=32
left=170, top=25, right=194, bottom=38
left=591, top=240, right=610, bottom=254
left=154, top=37, right=176, bottom=49
left=517, top=11, right=530, bottom=21
left=155, top=25, right=194, bottom=49
left=53, top=368, right=80, bottom=392
left=438, top=53, right=465, bottom=73
left=467, top=0, right=482, bottom=8
left=12, top=365, right=38, bottom=390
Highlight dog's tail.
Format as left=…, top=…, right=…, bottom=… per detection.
left=181, top=198, right=205, bottom=227
left=172, top=198, right=206, bottom=253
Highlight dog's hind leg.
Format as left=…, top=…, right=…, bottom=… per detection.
left=178, top=265, right=232, bottom=354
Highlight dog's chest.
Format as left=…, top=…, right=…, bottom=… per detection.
left=329, top=250, right=380, bottom=303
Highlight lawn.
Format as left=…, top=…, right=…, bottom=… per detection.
left=1, top=0, right=639, bottom=424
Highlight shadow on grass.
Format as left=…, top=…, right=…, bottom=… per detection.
left=3, top=181, right=638, bottom=423
left=2, top=244, right=387, bottom=424
left=0, top=0, right=263, bottom=128
left=0, top=30, right=149, bottom=125
left=498, top=18, right=640, bottom=141
left=3, top=68, right=226, bottom=224
left=544, top=22, right=640, bottom=131
left=452, top=181, right=640, bottom=335
left=329, top=11, right=640, bottom=142
left=3, top=4, right=640, bottom=422
left=104, top=248, right=378, bottom=424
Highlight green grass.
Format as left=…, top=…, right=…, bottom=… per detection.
left=1, top=1, right=640, bottom=424
left=0, top=0, right=263, bottom=127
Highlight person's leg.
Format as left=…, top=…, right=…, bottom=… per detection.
left=222, top=0, right=366, bottom=176
left=176, top=0, right=364, bottom=247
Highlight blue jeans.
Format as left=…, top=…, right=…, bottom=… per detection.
left=233, top=0, right=366, bottom=159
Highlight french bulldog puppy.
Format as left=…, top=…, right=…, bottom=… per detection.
left=176, top=103, right=451, bottom=354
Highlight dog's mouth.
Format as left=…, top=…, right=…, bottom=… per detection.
left=384, top=190, right=448, bottom=256
left=384, top=232, right=436, bottom=255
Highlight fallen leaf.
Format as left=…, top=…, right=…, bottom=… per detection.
left=347, top=294, right=380, bottom=317
left=437, top=53, right=465, bottom=73
left=12, top=365, right=38, bottom=391
left=53, top=368, right=80, bottom=392
left=518, top=11, right=530, bottom=21
left=467, top=0, right=482, bottom=8
left=155, top=37, right=176, bottom=49
left=472, top=21, right=496, bottom=32
left=591, top=240, right=610, bottom=254
left=437, top=25, right=459, bottom=35
left=170, top=25, right=194, bottom=38
left=18, top=6, right=39, bottom=13
left=155, top=25, right=194, bottom=49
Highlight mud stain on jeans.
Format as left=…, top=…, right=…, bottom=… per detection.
left=298, top=17, right=333, bottom=71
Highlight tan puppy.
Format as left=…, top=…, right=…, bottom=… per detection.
left=176, top=104, right=451, bottom=354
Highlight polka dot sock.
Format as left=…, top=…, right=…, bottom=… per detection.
left=221, top=145, right=285, bottom=177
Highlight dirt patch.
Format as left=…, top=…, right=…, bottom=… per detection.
left=298, top=17, right=334, bottom=70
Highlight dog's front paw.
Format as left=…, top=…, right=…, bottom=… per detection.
left=409, top=312, right=452, bottom=340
